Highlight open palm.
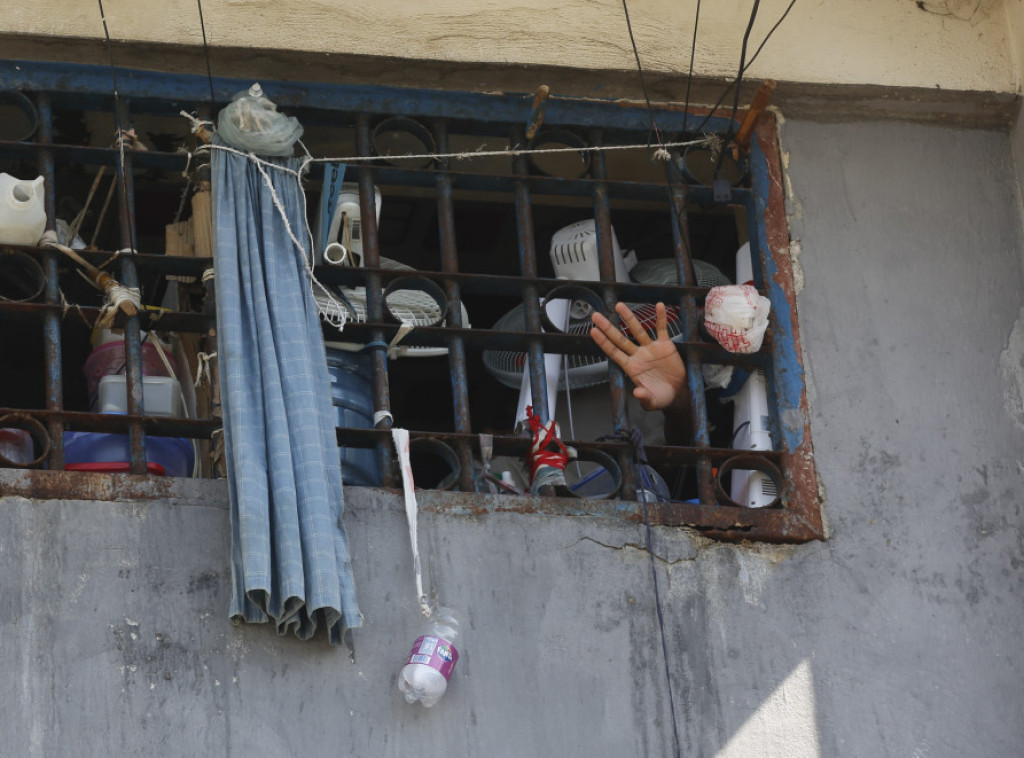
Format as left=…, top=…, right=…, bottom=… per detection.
left=589, top=302, right=687, bottom=411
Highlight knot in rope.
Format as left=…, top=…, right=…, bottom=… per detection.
left=194, top=351, right=217, bottom=389
left=40, top=231, right=141, bottom=327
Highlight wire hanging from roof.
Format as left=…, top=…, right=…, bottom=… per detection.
left=95, top=0, right=139, bottom=254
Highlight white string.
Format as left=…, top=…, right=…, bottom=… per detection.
left=194, top=351, right=217, bottom=389
left=247, top=154, right=351, bottom=329
left=193, top=133, right=718, bottom=172
left=373, top=410, right=394, bottom=427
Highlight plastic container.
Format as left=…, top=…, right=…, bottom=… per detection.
left=0, top=173, right=45, bottom=245
left=82, top=340, right=175, bottom=403
left=398, top=608, right=461, bottom=707
left=97, top=375, right=184, bottom=417
left=65, top=461, right=167, bottom=476
left=325, top=347, right=381, bottom=486
left=63, top=430, right=194, bottom=478
left=0, top=427, right=33, bottom=465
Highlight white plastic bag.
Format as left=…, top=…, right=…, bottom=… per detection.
left=704, top=284, right=771, bottom=354
left=217, top=83, right=303, bottom=156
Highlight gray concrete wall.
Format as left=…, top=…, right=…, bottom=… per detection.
left=3, top=117, right=1024, bottom=757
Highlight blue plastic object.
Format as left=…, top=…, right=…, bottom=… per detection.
left=325, top=347, right=381, bottom=487
left=63, top=431, right=195, bottom=478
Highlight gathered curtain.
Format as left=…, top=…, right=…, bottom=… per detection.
left=211, top=143, right=361, bottom=644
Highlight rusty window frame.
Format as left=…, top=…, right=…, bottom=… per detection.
left=0, top=61, right=822, bottom=543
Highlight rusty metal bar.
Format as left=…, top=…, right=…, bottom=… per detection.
left=34, top=93, right=64, bottom=471
left=433, top=121, right=475, bottom=492
left=510, top=126, right=551, bottom=428
left=588, top=127, right=635, bottom=498
left=356, top=114, right=395, bottom=486
left=665, top=159, right=715, bottom=505
left=112, top=97, right=147, bottom=475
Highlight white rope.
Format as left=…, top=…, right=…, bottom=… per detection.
left=194, top=351, right=217, bottom=389
left=194, top=134, right=716, bottom=171
left=391, top=428, right=432, bottom=618
left=373, top=410, right=394, bottom=427
left=246, top=155, right=352, bottom=329
left=97, top=284, right=143, bottom=329
left=179, top=110, right=214, bottom=135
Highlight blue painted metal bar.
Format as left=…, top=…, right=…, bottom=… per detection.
left=34, top=93, right=64, bottom=471
left=511, top=127, right=552, bottom=429
left=665, top=160, right=715, bottom=505
left=112, top=97, right=147, bottom=475
left=433, top=121, right=475, bottom=492
left=0, top=60, right=739, bottom=136
left=750, top=137, right=804, bottom=455
left=588, top=127, right=635, bottom=498
left=356, top=115, right=395, bottom=486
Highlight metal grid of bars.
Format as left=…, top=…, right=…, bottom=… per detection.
left=0, top=60, right=823, bottom=542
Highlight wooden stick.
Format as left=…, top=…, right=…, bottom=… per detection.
left=735, top=79, right=777, bottom=153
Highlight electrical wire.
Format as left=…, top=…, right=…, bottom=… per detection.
left=96, top=0, right=138, bottom=255
left=621, top=0, right=663, bottom=149
left=196, top=0, right=217, bottom=107
left=691, top=0, right=798, bottom=136
left=725, top=0, right=762, bottom=142
left=682, top=0, right=702, bottom=133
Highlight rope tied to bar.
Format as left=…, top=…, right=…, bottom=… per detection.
left=194, top=351, right=217, bottom=389
left=525, top=405, right=570, bottom=494
left=39, top=230, right=141, bottom=328
left=188, top=122, right=718, bottom=169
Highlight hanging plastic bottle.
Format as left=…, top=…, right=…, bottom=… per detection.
left=398, top=607, right=460, bottom=707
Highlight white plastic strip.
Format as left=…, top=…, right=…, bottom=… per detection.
left=391, top=428, right=431, bottom=617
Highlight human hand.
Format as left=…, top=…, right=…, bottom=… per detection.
left=589, top=302, right=687, bottom=412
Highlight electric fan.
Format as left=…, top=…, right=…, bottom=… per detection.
left=314, top=181, right=470, bottom=358
left=315, top=256, right=471, bottom=359
left=482, top=220, right=728, bottom=392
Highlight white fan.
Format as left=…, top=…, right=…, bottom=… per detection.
left=314, top=181, right=470, bottom=358
left=482, top=224, right=727, bottom=391
left=315, top=257, right=471, bottom=358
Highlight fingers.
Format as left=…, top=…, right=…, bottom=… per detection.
left=655, top=302, right=669, bottom=341
left=589, top=326, right=630, bottom=370
left=591, top=309, right=637, bottom=357
left=615, top=302, right=652, bottom=345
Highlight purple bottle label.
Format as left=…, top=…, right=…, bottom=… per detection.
left=405, top=635, right=459, bottom=681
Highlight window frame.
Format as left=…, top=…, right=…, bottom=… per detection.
left=0, top=59, right=823, bottom=543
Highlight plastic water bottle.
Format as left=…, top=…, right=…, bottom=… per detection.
left=398, top=608, right=460, bottom=707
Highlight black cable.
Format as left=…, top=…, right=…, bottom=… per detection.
left=621, top=0, right=662, bottom=149
left=631, top=429, right=682, bottom=758
left=691, top=0, right=798, bottom=135
left=96, top=0, right=138, bottom=254
left=725, top=0, right=761, bottom=142
left=196, top=0, right=217, bottom=108
left=682, top=0, right=702, bottom=133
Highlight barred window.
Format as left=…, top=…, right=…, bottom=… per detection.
left=0, top=61, right=822, bottom=542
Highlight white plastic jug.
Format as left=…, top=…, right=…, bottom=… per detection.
left=0, top=174, right=46, bottom=246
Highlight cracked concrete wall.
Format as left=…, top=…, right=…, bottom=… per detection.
left=3, top=117, right=1024, bottom=756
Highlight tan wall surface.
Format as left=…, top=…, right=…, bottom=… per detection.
left=2, top=0, right=1020, bottom=94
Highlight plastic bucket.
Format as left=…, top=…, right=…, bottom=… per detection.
left=82, top=340, right=174, bottom=403
left=63, top=430, right=194, bottom=478
left=325, top=348, right=381, bottom=486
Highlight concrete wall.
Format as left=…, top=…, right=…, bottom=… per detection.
left=1, top=0, right=1021, bottom=93
left=3, top=115, right=1024, bottom=756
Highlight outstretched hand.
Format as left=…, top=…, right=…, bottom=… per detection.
left=589, top=302, right=687, bottom=412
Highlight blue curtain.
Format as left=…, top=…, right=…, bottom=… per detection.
left=211, top=143, right=361, bottom=644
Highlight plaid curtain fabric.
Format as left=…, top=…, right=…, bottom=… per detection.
left=211, top=144, right=361, bottom=644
